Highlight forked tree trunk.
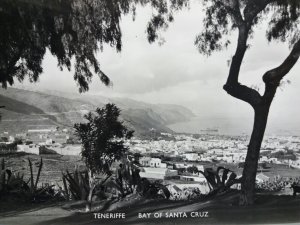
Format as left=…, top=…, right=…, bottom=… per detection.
left=240, top=105, right=270, bottom=205
left=220, top=0, right=300, bottom=207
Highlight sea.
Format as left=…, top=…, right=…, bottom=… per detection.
left=168, top=116, right=300, bottom=137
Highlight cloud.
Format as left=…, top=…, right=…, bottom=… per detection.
left=14, top=0, right=300, bottom=127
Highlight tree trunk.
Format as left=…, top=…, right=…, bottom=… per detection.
left=86, top=169, right=95, bottom=212
left=240, top=105, right=270, bottom=205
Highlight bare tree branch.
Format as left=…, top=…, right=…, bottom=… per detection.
left=226, top=24, right=248, bottom=84
left=244, top=0, right=272, bottom=23
left=224, top=21, right=262, bottom=108
left=262, top=39, right=300, bottom=103
left=263, top=39, right=300, bottom=85
left=224, top=83, right=262, bottom=107
left=223, top=0, right=285, bottom=108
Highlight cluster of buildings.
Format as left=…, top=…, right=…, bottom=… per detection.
left=137, top=156, right=210, bottom=198
left=1, top=129, right=300, bottom=198
left=0, top=127, right=81, bottom=155
left=127, top=134, right=300, bottom=168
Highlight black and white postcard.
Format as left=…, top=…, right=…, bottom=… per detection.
left=0, top=0, right=300, bottom=224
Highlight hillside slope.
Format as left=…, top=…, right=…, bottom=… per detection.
left=0, top=88, right=194, bottom=137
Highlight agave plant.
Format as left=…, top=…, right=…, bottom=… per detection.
left=61, top=167, right=114, bottom=212
left=198, top=166, right=241, bottom=196
left=27, top=157, right=57, bottom=202
left=0, top=158, right=6, bottom=193
left=62, top=169, right=90, bottom=200
left=0, top=158, right=28, bottom=195
left=0, top=157, right=56, bottom=202
left=104, top=157, right=143, bottom=198
left=136, top=178, right=171, bottom=199
left=105, top=158, right=171, bottom=200
left=27, top=157, right=43, bottom=193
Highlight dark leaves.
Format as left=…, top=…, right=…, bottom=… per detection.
left=266, top=0, right=300, bottom=46
left=0, top=0, right=131, bottom=92
left=196, top=0, right=300, bottom=55
left=145, top=0, right=189, bottom=44
left=74, top=103, right=134, bottom=175
left=195, top=0, right=233, bottom=56
left=147, top=14, right=168, bottom=43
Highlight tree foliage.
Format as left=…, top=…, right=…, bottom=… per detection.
left=145, top=0, right=300, bottom=205
left=2, top=0, right=300, bottom=205
left=74, top=103, right=133, bottom=175
left=0, top=0, right=188, bottom=92
left=191, top=0, right=300, bottom=205
left=193, top=0, right=300, bottom=56
left=0, top=0, right=137, bottom=91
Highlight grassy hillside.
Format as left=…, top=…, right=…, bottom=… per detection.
left=0, top=94, right=61, bottom=133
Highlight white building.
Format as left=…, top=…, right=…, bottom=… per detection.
left=183, top=153, right=200, bottom=161
left=196, top=165, right=204, bottom=172
left=260, top=156, right=269, bottom=162
left=166, top=181, right=210, bottom=199
left=180, top=174, right=207, bottom=183
left=51, top=145, right=81, bottom=156
left=256, top=173, right=270, bottom=183
left=17, top=144, right=39, bottom=155
left=139, top=167, right=178, bottom=179
left=8, top=136, right=15, bottom=142
left=139, top=157, right=167, bottom=168
left=28, top=129, right=53, bottom=133
left=45, top=139, right=54, bottom=145
left=140, top=157, right=151, bottom=167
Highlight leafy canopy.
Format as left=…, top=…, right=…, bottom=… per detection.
left=194, top=0, right=300, bottom=56
left=0, top=0, right=187, bottom=92
left=2, top=0, right=298, bottom=92
left=0, top=0, right=136, bottom=92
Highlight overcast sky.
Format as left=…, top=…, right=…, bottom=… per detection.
left=16, top=1, right=300, bottom=134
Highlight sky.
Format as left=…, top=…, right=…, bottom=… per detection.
left=16, top=1, right=300, bottom=135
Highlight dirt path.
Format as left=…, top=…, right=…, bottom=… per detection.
left=0, top=194, right=299, bottom=225
left=0, top=205, right=73, bottom=225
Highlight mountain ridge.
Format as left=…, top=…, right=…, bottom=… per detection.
left=0, top=87, right=194, bottom=137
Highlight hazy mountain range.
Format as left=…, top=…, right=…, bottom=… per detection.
left=0, top=88, right=194, bottom=137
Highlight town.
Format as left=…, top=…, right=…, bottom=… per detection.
left=1, top=127, right=299, bottom=200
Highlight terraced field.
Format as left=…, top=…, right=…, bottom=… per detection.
left=1, top=153, right=85, bottom=185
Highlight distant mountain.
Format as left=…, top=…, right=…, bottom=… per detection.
left=0, top=88, right=194, bottom=137
left=121, top=108, right=174, bottom=136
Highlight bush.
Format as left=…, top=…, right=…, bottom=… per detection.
left=0, top=143, right=17, bottom=152
left=169, top=187, right=202, bottom=201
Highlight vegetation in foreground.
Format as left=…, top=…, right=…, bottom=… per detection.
left=1, top=0, right=300, bottom=206
left=0, top=104, right=300, bottom=225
